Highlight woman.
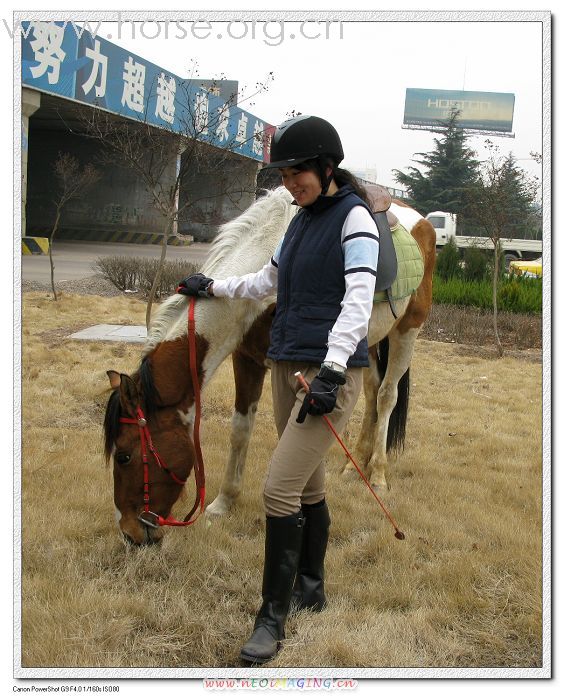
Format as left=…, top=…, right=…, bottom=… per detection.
left=177, top=115, right=380, bottom=664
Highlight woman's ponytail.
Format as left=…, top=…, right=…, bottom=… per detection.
left=333, top=167, right=370, bottom=205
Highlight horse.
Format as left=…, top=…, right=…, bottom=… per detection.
left=103, top=187, right=436, bottom=545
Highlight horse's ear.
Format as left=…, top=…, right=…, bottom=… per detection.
left=118, top=374, right=139, bottom=417
left=107, top=370, right=121, bottom=390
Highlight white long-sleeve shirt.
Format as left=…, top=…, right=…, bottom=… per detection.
left=212, top=205, right=379, bottom=368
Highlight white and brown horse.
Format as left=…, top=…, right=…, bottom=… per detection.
left=103, top=187, right=435, bottom=545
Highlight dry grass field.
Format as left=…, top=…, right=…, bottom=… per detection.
left=20, top=290, right=543, bottom=671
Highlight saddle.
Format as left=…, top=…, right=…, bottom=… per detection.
left=365, top=184, right=399, bottom=316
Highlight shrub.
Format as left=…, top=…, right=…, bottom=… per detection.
left=500, top=277, right=542, bottom=314
left=435, top=239, right=461, bottom=280
left=93, top=256, right=199, bottom=297
left=462, top=246, right=490, bottom=282
left=433, top=276, right=492, bottom=308
left=94, top=256, right=138, bottom=291
left=497, top=279, right=522, bottom=311
left=136, top=258, right=199, bottom=297
left=432, top=274, right=542, bottom=314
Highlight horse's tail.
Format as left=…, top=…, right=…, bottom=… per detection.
left=375, top=336, right=410, bottom=453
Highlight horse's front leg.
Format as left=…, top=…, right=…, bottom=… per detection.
left=206, top=348, right=267, bottom=516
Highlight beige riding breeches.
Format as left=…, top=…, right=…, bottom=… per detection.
left=263, top=361, right=363, bottom=517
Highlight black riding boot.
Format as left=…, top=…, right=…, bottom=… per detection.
left=240, top=511, right=304, bottom=665
left=291, top=500, right=330, bottom=612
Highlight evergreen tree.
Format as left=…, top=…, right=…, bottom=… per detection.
left=393, top=109, right=481, bottom=229
left=494, top=153, right=540, bottom=239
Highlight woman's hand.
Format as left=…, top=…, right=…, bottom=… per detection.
left=176, top=273, right=214, bottom=298
left=296, top=365, right=346, bottom=423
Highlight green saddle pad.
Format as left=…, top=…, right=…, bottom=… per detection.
left=373, top=223, right=424, bottom=303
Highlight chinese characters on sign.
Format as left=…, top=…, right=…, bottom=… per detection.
left=28, top=22, right=66, bottom=85
left=156, top=75, right=176, bottom=124
left=121, top=56, right=146, bottom=113
left=81, top=40, right=107, bottom=97
left=22, top=20, right=272, bottom=162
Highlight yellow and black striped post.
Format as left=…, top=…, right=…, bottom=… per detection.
left=25, top=230, right=193, bottom=245
left=22, top=237, right=50, bottom=255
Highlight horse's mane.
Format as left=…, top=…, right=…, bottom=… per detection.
left=201, top=187, right=294, bottom=276
left=144, top=187, right=295, bottom=351
left=103, top=390, right=121, bottom=462
left=103, top=357, right=161, bottom=461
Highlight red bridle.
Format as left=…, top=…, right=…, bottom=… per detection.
left=119, top=297, right=206, bottom=528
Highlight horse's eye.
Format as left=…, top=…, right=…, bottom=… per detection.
left=115, top=453, right=131, bottom=465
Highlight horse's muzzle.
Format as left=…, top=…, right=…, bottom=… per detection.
left=138, top=511, right=161, bottom=529
left=122, top=520, right=163, bottom=547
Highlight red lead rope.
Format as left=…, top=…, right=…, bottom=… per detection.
left=120, top=297, right=206, bottom=528
left=294, top=371, right=405, bottom=540
left=157, top=296, right=206, bottom=527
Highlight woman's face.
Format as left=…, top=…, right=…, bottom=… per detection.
left=279, top=166, right=322, bottom=207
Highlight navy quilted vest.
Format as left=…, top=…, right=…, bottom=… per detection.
left=267, top=185, right=370, bottom=368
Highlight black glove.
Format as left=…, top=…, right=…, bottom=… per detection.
left=176, top=273, right=214, bottom=298
left=296, top=365, right=346, bottom=424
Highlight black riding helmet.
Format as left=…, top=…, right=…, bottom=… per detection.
left=264, top=115, right=344, bottom=169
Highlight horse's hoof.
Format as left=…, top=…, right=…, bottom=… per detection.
left=342, top=467, right=373, bottom=484
left=341, top=468, right=359, bottom=482
left=205, top=497, right=231, bottom=517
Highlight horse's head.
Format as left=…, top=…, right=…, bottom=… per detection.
left=104, top=368, right=195, bottom=546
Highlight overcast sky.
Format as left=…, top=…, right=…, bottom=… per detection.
left=101, top=13, right=546, bottom=189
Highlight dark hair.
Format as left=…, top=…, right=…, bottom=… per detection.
left=295, top=157, right=370, bottom=205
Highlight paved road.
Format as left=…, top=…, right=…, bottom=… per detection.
left=21, top=240, right=212, bottom=283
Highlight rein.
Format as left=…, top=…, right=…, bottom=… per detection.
left=119, top=297, right=206, bottom=529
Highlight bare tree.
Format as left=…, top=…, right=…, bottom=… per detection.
left=81, top=68, right=274, bottom=327
left=464, top=141, right=540, bottom=356
left=49, top=153, right=100, bottom=301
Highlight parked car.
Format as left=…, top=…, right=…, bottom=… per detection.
left=509, top=257, right=542, bottom=278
